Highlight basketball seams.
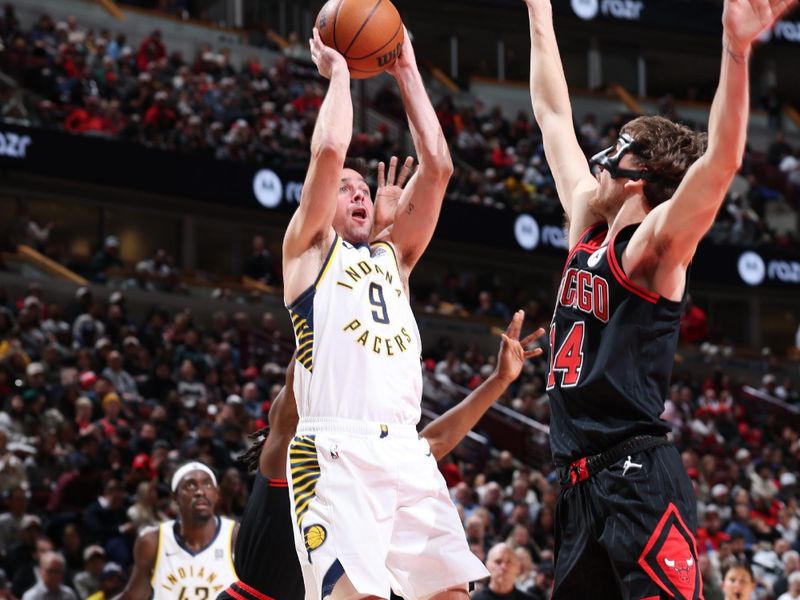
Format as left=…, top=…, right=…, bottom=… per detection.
left=332, top=0, right=345, bottom=52
left=347, top=17, right=402, bottom=60
left=341, top=0, right=384, bottom=58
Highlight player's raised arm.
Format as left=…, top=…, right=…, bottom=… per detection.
left=626, top=0, right=795, bottom=298
left=420, top=311, right=545, bottom=460
left=282, top=28, right=353, bottom=304
left=524, top=0, right=600, bottom=245
left=384, top=30, right=453, bottom=275
left=112, top=529, right=157, bottom=600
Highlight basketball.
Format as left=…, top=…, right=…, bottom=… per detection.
left=315, top=0, right=404, bottom=79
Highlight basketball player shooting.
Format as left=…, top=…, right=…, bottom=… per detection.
left=222, top=310, right=543, bottom=600
left=524, top=0, right=795, bottom=598
left=114, top=463, right=238, bottom=600
left=280, top=24, right=491, bottom=600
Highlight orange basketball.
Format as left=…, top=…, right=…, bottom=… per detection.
left=315, top=0, right=404, bottom=79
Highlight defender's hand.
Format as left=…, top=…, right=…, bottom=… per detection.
left=496, top=310, right=545, bottom=385
left=309, top=27, right=347, bottom=79
left=723, top=0, right=798, bottom=54
left=372, top=156, right=415, bottom=238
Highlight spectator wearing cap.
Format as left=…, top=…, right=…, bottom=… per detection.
left=95, top=393, right=127, bottom=439
left=696, top=505, right=731, bottom=554
left=86, top=562, right=125, bottom=600
left=526, top=560, right=554, bottom=600
left=0, top=427, right=27, bottom=493
left=73, top=545, right=105, bottom=599
left=101, top=352, right=139, bottom=404
left=21, top=551, right=76, bottom=600
left=471, top=542, right=536, bottom=599
left=88, top=236, right=123, bottom=283
left=72, top=303, right=106, bottom=349
left=0, top=486, right=29, bottom=556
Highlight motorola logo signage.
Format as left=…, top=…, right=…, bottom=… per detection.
left=0, top=131, right=32, bottom=158
left=515, top=214, right=540, bottom=250
left=737, top=251, right=800, bottom=286
left=758, top=20, right=800, bottom=44
left=252, top=169, right=304, bottom=209
left=737, top=251, right=765, bottom=286
left=571, top=0, right=644, bottom=21
left=571, top=0, right=599, bottom=20
left=514, top=215, right=568, bottom=252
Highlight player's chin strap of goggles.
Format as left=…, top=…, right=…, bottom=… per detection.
left=590, top=133, right=655, bottom=182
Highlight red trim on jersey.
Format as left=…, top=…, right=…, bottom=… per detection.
left=235, top=580, right=277, bottom=600
left=568, top=221, right=606, bottom=255
left=267, top=478, right=288, bottom=488
left=640, top=596, right=660, bottom=600
left=225, top=586, right=249, bottom=600
left=606, top=230, right=660, bottom=304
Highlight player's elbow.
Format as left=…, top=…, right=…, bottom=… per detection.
left=311, top=137, right=348, bottom=162
left=421, top=156, right=454, bottom=184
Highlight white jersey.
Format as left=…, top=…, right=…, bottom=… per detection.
left=289, top=235, right=423, bottom=424
left=150, top=517, right=237, bottom=599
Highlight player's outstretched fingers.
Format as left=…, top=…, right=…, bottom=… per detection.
left=386, top=156, right=399, bottom=186
left=521, top=327, right=546, bottom=348
left=505, top=310, right=524, bottom=341
left=396, top=156, right=415, bottom=188
left=377, top=161, right=386, bottom=188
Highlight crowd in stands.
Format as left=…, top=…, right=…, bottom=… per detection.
left=0, top=4, right=798, bottom=251
left=0, top=270, right=797, bottom=598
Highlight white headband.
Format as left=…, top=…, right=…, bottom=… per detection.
left=171, top=462, right=217, bottom=492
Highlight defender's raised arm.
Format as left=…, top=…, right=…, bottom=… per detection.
left=525, top=0, right=600, bottom=245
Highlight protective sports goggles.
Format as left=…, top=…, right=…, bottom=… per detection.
left=590, top=133, right=653, bottom=182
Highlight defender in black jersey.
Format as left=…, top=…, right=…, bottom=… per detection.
left=524, top=0, right=790, bottom=598
left=218, top=312, right=543, bottom=600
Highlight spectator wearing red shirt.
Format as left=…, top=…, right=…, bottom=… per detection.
left=136, top=29, right=165, bottom=71
left=142, top=91, right=176, bottom=132
left=696, top=505, right=732, bottom=554
left=680, top=298, right=709, bottom=344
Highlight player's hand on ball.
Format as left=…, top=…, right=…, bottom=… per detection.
left=496, top=310, right=545, bottom=385
left=723, top=0, right=798, bottom=53
left=386, top=26, right=417, bottom=77
left=309, top=27, right=347, bottom=79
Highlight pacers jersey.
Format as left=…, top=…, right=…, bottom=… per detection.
left=547, top=222, right=684, bottom=465
left=150, top=516, right=237, bottom=599
left=288, top=234, right=423, bottom=424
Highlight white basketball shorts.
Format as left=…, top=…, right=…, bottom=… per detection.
left=287, top=417, right=488, bottom=600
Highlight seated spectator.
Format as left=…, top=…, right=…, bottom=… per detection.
left=101, top=352, right=139, bottom=404
left=0, top=486, right=28, bottom=557
left=72, top=545, right=105, bottom=600
left=471, top=542, right=536, bottom=599
left=243, top=235, right=275, bottom=285
left=86, top=562, right=125, bottom=600
left=88, top=236, right=123, bottom=283
left=21, top=551, right=76, bottom=600
left=778, top=572, right=800, bottom=600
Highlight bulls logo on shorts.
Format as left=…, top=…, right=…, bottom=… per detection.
left=638, top=503, right=702, bottom=600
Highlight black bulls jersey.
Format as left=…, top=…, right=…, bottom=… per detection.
left=546, top=222, right=685, bottom=465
